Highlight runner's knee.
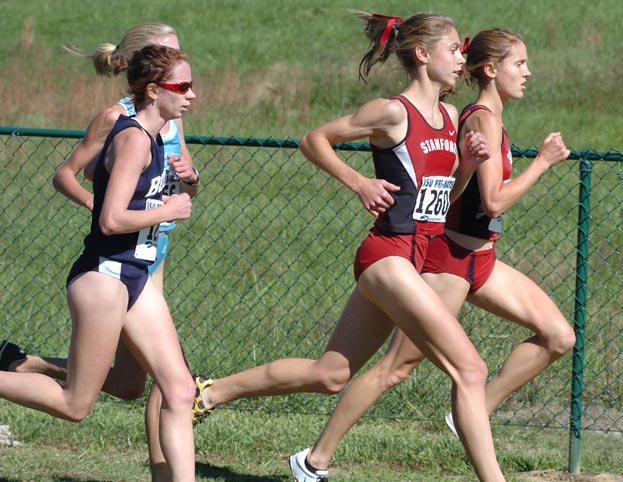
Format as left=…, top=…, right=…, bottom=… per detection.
left=159, top=373, right=195, bottom=409
left=454, top=354, right=488, bottom=390
left=311, top=363, right=352, bottom=394
left=385, top=360, right=420, bottom=390
left=105, top=368, right=147, bottom=400
left=114, top=376, right=148, bottom=400
left=62, top=396, right=98, bottom=422
left=116, top=382, right=147, bottom=400
left=546, top=318, right=576, bottom=359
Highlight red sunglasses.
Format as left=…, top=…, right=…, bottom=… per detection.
left=157, top=81, right=193, bottom=94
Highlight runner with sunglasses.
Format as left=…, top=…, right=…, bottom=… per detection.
left=0, top=23, right=203, bottom=482
left=0, top=44, right=197, bottom=481
left=157, top=80, right=193, bottom=94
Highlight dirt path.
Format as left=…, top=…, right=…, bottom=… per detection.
left=518, top=470, right=623, bottom=481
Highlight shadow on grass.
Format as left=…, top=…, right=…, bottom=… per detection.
left=29, top=465, right=287, bottom=482
left=48, top=479, right=120, bottom=482
left=196, top=461, right=289, bottom=481
left=0, top=461, right=288, bottom=482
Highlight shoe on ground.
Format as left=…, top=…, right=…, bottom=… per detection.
left=444, top=412, right=459, bottom=439
left=0, top=340, right=27, bottom=372
left=289, top=447, right=329, bottom=482
left=191, top=373, right=214, bottom=426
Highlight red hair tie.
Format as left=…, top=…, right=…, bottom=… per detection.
left=372, top=13, right=404, bottom=45
left=460, top=36, right=470, bottom=54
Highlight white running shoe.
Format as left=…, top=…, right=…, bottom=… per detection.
left=289, top=448, right=329, bottom=482
left=444, top=412, right=459, bottom=439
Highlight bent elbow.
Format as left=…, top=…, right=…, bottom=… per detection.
left=481, top=202, right=503, bottom=219
left=485, top=208, right=504, bottom=219
left=99, top=222, right=114, bottom=237
left=99, top=214, right=120, bottom=236
left=299, top=133, right=312, bottom=158
left=52, top=171, right=63, bottom=192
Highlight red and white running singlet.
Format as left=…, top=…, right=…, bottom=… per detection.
left=445, top=104, right=513, bottom=240
left=371, top=95, right=458, bottom=237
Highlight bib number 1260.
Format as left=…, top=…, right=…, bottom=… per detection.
left=413, top=176, right=455, bottom=223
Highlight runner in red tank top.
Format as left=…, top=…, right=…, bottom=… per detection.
left=354, top=95, right=459, bottom=278
left=294, top=12, right=507, bottom=482
left=297, top=29, right=575, bottom=478
left=188, top=11, right=504, bottom=482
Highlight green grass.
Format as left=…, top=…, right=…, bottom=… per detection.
left=1, top=0, right=622, bottom=147
left=1, top=137, right=622, bottom=479
left=0, top=0, right=622, bottom=480
left=2, top=399, right=622, bottom=481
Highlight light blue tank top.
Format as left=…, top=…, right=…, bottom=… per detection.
left=118, top=97, right=181, bottom=232
left=117, top=97, right=181, bottom=159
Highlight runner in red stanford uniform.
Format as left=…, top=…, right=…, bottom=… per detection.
left=295, top=29, right=575, bottom=480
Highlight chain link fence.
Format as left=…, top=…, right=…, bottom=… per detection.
left=1, top=128, right=621, bottom=442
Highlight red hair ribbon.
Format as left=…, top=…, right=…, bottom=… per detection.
left=372, top=13, right=404, bottom=45
left=460, top=36, right=470, bottom=54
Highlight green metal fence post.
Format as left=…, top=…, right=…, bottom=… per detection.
left=568, top=158, right=592, bottom=474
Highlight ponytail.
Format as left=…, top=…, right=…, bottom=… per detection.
left=352, top=10, right=403, bottom=81
left=353, top=10, right=456, bottom=82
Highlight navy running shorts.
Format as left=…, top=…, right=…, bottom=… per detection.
left=67, top=253, right=149, bottom=309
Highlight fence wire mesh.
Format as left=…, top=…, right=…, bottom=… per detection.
left=1, top=129, right=621, bottom=434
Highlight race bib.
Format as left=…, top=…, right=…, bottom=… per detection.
left=134, top=198, right=163, bottom=262
left=413, top=176, right=455, bottom=223
left=161, top=175, right=181, bottom=229
left=162, top=177, right=181, bottom=196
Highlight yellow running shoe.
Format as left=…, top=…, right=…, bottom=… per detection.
left=192, top=373, right=214, bottom=426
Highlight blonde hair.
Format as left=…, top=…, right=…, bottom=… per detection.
left=65, top=22, right=177, bottom=77
left=463, top=28, right=525, bottom=88
left=353, top=10, right=456, bottom=81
